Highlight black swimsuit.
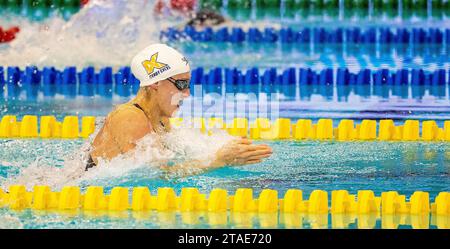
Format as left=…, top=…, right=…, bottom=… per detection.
left=85, top=155, right=96, bottom=171
left=85, top=103, right=160, bottom=171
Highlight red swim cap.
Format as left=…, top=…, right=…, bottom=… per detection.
left=170, top=0, right=196, bottom=11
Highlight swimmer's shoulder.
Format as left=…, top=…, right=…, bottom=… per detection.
left=106, top=103, right=153, bottom=134
left=107, top=102, right=144, bottom=119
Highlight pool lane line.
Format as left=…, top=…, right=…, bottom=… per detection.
left=1, top=115, right=450, bottom=142
left=1, top=186, right=449, bottom=227
left=161, top=26, right=450, bottom=45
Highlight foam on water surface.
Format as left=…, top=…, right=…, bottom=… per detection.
left=0, top=0, right=175, bottom=68
left=2, top=0, right=446, bottom=70
left=0, top=123, right=234, bottom=190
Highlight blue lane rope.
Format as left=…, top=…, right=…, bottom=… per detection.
left=0, top=66, right=448, bottom=97
left=161, top=26, right=450, bottom=45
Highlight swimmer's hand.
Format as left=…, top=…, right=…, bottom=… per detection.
left=210, top=138, right=273, bottom=168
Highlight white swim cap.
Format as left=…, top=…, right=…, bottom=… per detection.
left=131, top=43, right=190, bottom=87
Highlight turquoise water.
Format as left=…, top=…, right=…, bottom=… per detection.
left=1, top=139, right=449, bottom=195
left=2, top=84, right=450, bottom=122
left=173, top=43, right=449, bottom=71
left=0, top=209, right=447, bottom=228
left=0, top=138, right=448, bottom=228
left=0, top=93, right=449, bottom=228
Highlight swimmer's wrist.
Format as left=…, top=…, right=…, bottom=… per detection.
left=209, top=157, right=227, bottom=168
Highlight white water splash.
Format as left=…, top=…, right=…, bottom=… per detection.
left=0, top=214, right=23, bottom=229
left=0, top=0, right=181, bottom=69
left=81, top=127, right=233, bottom=183
left=1, top=125, right=234, bottom=190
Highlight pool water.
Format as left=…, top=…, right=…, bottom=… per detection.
left=173, top=43, right=449, bottom=71
left=2, top=84, right=450, bottom=121
left=1, top=90, right=449, bottom=228
left=0, top=208, right=446, bottom=228
left=0, top=137, right=448, bottom=228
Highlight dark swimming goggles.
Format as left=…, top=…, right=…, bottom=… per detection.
left=167, top=77, right=190, bottom=91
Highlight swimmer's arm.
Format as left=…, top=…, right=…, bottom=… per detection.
left=159, top=138, right=273, bottom=178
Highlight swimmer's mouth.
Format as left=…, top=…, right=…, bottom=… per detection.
left=177, top=100, right=183, bottom=108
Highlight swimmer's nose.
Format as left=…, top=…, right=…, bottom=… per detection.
left=182, top=88, right=190, bottom=97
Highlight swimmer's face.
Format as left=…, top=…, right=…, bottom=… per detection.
left=153, top=72, right=191, bottom=117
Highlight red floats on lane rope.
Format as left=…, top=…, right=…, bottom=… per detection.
left=0, top=26, right=20, bottom=43
left=170, top=0, right=196, bottom=11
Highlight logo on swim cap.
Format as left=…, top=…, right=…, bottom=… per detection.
left=142, top=53, right=171, bottom=79
left=181, top=57, right=189, bottom=66
left=132, top=44, right=190, bottom=87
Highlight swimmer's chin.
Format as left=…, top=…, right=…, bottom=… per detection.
left=170, top=107, right=180, bottom=117
left=169, top=101, right=184, bottom=117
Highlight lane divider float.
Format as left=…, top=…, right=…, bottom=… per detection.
left=0, top=0, right=86, bottom=9
left=0, top=115, right=95, bottom=139
left=162, top=26, right=450, bottom=45
left=199, top=0, right=449, bottom=10
left=1, top=115, right=450, bottom=142
left=1, top=66, right=448, bottom=91
left=1, top=185, right=449, bottom=218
